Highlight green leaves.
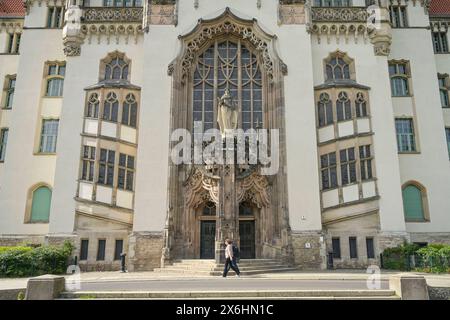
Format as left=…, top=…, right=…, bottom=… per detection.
left=0, top=241, right=73, bottom=278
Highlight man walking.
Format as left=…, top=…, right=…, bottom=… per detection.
left=222, top=239, right=241, bottom=277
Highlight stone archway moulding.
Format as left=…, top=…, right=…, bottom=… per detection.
left=168, top=7, right=287, bottom=83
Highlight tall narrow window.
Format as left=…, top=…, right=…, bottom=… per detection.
left=332, top=238, right=341, bottom=259
left=86, top=93, right=99, bottom=118
left=114, top=240, right=124, bottom=261
left=30, top=186, right=52, bottom=223
left=4, top=76, right=16, bottom=109
left=81, top=146, right=96, bottom=182
left=366, top=238, right=375, bottom=259
left=118, top=154, right=135, bottom=191
left=433, top=32, right=449, bottom=53
left=0, top=128, right=8, bottom=162
left=46, top=7, right=64, bottom=28
left=336, top=91, right=351, bottom=122
left=103, top=92, right=119, bottom=122
left=318, top=93, right=333, bottom=127
left=355, top=92, right=368, bottom=118
left=5, top=33, right=20, bottom=54
left=80, top=239, right=89, bottom=261
left=193, top=40, right=263, bottom=132
left=320, top=152, right=338, bottom=190
left=39, top=120, right=59, bottom=153
left=359, top=145, right=373, bottom=181
left=446, top=128, right=450, bottom=158
left=46, top=63, right=65, bottom=97
left=349, top=237, right=358, bottom=259
left=395, top=118, right=416, bottom=152
left=402, top=183, right=427, bottom=221
left=389, top=6, right=408, bottom=28
left=96, top=239, right=106, bottom=261
left=389, top=61, right=410, bottom=97
left=340, top=148, right=356, bottom=186
left=438, top=75, right=449, bottom=108
left=121, top=93, right=138, bottom=127
left=98, top=149, right=115, bottom=186
left=105, top=0, right=142, bottom=6
left=314, top=0, right=352, bottom=7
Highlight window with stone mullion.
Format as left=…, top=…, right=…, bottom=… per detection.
left=193, top=40, right=263, bottom=132
left=340, top=148, right=356, bottom=186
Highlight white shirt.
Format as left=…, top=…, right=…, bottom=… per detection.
left=225, top=244, right=233, bottom=259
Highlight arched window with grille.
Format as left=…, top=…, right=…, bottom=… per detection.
left=336, top=92, right=351, bottom=122
left=103, top=92, right=119, bottom=122
left=318, top=92, right=333, bottom=127
left=122, top=93, right=138, bottom=127
left=193, top=40, right=263, bottom=132
left=86, top=93, right=99, bottom=119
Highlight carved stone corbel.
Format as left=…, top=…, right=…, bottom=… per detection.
left=62, top=5, right=83, bottom=56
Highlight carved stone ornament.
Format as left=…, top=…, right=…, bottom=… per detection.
left=278, top=3, right=306, bottom=25
left=83, top=7, right=143, bottom=23
left=63, top=43, right=81, bottom=56
left=184, top=167, right=270, bottom=210
left=175, top=8, right=286, bottom=83
left=148, top=4, right=177, bottom=25
left=311, top=7, right=369, bottom=22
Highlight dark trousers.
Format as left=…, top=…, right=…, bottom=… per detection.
left=223, top=257, right=240, bottom=277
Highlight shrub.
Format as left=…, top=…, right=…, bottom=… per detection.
left=382, top=243, right=419, bottom=271
left=416, top=244, right=450, bottom=274
left=0, top=241, right=74, bottom=278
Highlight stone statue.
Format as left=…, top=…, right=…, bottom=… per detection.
left=217, top=89, right=238, bottom=136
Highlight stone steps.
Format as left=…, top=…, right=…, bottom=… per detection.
left=154, top=259, right=297, bottom=276
left=60, top=289, right=400, bottom=300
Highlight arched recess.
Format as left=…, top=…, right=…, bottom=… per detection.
left=402, top=181, right=430, bottom=222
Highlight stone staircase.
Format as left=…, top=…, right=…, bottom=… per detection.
left=154, top=259, right=298, bottom=276
left=60, top=290, right=400, bottom=300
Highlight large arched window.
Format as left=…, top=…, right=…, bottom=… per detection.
left=105, top=57, right=129, bottom=80
left=122, top=93, right=138, bottom=127
left=86, top=93, right=99, bottom=119
left=193, top=40, right=263, bottom=131
left=103, top=92, right=118, bottom=122
left=318, top=92, right=333, bottom=127
left=336, top=91, right=351, bottom=122
left=100, top=51, right=131, bottom=82
left=402, top=183, right=428, bottom=222
left=30, top=186, right=52, bottom=223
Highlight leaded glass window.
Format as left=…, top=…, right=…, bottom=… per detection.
left=193, top=40, right=263, bottom=132
left=326, top=57, right=350, bottom=81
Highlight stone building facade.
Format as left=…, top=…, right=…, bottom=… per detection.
left=0, top=0, right=450, bottom=271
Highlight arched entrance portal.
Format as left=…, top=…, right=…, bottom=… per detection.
left=164, top=8, right=292, bottom=265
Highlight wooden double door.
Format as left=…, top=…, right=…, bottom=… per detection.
left=200, top=220, right=255, bottom=259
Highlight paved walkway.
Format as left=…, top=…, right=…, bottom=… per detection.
left=1, top=270, right=450, bottom=291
